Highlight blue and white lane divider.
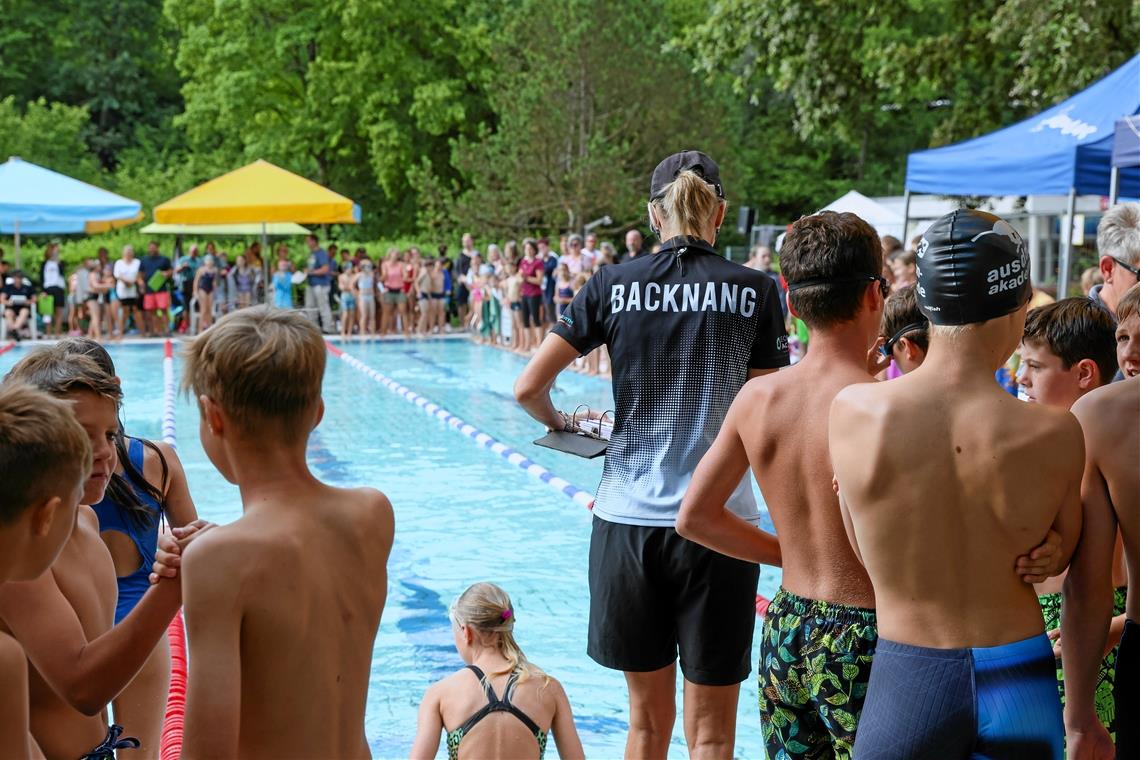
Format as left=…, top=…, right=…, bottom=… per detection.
left=162, top=341, right=178, bottom=450
left=326, top=342, right=596, bottom=510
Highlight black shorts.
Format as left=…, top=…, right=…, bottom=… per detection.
left=456, top=281, right=470, bottom=306
left=587, top=516, right=760, bottom=685
left=520, top=295, right=543, bottom=327
left=44, top=285, right=66, bottom=309
left=1117, top=620, right=1140, bottom=756
left=119, top=297, right=139, bottom=309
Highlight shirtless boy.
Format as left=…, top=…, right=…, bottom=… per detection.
left=179, top=305, right=394, bottom=759
left=1062, top=284, right=1140, bottom=759
left=0, top=384, right=91, bottom=757
left=1017, top=298, right=1126, bottom=739
left=678, top=211, right=885, bottom=759
left=831, top=209, right=1083, bottom=759
left=0, top=349, right=185, bottom=760
left=878, top=284, right=928, bottom=374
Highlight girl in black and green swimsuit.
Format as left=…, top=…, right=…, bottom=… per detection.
left=408, top=583, right=584, bottom=760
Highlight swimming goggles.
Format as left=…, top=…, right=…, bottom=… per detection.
left=880, top=322, right=927, bottom=357
left=788, top=274, right=890, bottom=299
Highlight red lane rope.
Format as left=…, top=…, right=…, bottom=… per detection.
left=160, top=611, right=188, bottom=760
left=159, top=341, right=187, bottom=759
left=0, top=341, right=15, bottom=356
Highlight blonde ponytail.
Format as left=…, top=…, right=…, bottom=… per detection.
left=451, top=582, right=548, bottom=686
left=650, top=169, right=725, bottom=240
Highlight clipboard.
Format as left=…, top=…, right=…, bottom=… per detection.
left=534, top=430, right=608, bottom=459
left=532, top=406, right=613, bottom=459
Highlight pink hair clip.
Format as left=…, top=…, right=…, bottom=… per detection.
left=501, top=609, right=513, bottom=621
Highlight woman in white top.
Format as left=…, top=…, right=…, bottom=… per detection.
left=113, top=245, right=143, bottom=340
left=40, top=243, right=68, bottom=336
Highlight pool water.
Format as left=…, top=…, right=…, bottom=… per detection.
left=1, top=339, right=780, bottom=759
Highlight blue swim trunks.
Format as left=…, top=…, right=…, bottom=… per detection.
left=853, top=632, right=1062, bottom=759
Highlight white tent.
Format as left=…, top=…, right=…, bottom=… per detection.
left=820, top=190, right=904, bottom=239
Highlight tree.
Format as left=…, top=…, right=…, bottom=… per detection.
left=0, top=0, right=183, bottom=170
left=165, top=0, right=493, bottom=237
left=0, top=97, right=101, bottom=184
left=421, top=0, right=729, bottom=237
left=680, top=0, right=1139, bottom=227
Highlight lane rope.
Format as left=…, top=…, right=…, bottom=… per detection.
left=159, top=340, right=188, bottom=760
left=0, top=341, right=15, bottom=357
left=327, top=342, right=597, bottom=509
left=327, top=342, right=771, bottom=616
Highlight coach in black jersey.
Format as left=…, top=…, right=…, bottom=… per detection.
left=515, top=151, right=789, bottom=759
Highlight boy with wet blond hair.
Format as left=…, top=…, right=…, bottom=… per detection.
left=179, top=304, right=394, bottom=759
left=0, top=383, right=92, bottom=757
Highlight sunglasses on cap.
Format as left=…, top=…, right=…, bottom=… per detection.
left=1114, top=257, right=1140, bottom=278
left=879, top=322, right=927, bottom=358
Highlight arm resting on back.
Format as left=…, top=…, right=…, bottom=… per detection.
left=1061, top=458, right=1115, bottom=728
left=1049, top=417, right=1087, bottom=573
left=0, top=572, right=181, bottom=715
left=677, top=396, right=781, bottom=566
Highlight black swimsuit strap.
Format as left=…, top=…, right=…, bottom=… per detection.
left=456, top=666, right=543, bottom=739
left=502, top=674, right=544, bottom=736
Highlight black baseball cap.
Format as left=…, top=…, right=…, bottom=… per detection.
left=650, top=150, right=724, bottom=200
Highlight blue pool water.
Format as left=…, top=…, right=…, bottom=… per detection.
left=1, top=339, right=780, bottom=759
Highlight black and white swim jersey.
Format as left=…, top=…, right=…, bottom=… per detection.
left=552, top=236, right=789, bottom=527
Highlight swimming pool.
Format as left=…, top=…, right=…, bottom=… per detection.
left=0, top=339, right=779, bottom=759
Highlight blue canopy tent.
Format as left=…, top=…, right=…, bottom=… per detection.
left=904, top=54, right=1140, bottom=297
left=0, top=157, right=143, bottom=268
left=1111, top=115, right=1140, bottom=203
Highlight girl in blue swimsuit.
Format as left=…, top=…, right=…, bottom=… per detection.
left=58, top=338, right=199, bottom=758
left=409, top=583, right=584, bottom=760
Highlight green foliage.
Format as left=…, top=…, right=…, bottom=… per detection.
left=164, top=0, right=493, bottom=237
left=421, top=0, right=726, bottom=238
left=682, top=0, right=1139, bottom=225
left=1, top=0, right=1137, bottom=246
left=0, top=0, right=182, bottom=170
left=0, top=98, right=102, bottom=183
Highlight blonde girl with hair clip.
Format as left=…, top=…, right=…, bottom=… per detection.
left=410, top=583, right=584, bottom=760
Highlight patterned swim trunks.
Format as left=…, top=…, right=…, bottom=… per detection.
left=1038, top=585, right=1128, bottom=740
left=759, top=588, right=877, bottom=760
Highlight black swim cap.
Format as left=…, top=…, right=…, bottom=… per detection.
left=916, top=209, right=1031, bottom=326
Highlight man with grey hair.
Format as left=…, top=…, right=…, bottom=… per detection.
left=623, top=229, right=645, bottom=261
left=1091, top=202, right=1140, bottom=316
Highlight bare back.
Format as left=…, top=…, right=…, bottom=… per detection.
left=739, top=360, right=876, bottom=608
left=1075, top=377, right=1140, bottom=620
left=436, top=668, right=560, bottom=760
left=181, top=485, right=393, bottom=759
left=832, top=372, right=1083, bottom=648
